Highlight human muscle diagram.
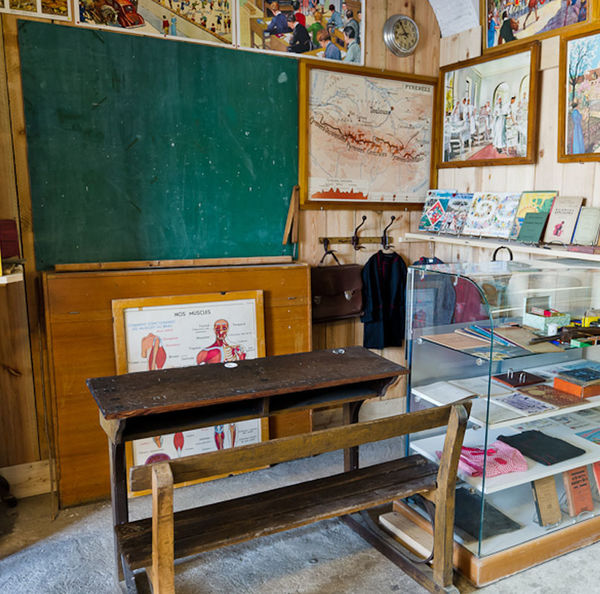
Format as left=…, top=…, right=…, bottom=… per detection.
left=121, top=295, right=263, bottom=466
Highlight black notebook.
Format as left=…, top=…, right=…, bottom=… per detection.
left=498, top=430, right=585, bottom=466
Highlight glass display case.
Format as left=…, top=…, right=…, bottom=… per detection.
left=402, top=259, right=600, bottom=583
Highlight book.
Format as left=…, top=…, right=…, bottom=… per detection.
left=492, top=392, right=557, bottom=415
left=489, top=192, right=521, bottom=239
left=562, top=466, right=594, bottom=517
left=418, top=190, right=456, bottom=232
left=422, top=331, right=489, bottom=352
left=553, top=376, right=600, bottom=399
left=517, top=384, right=583, bottom=408
left=531, top=476, right=562, bottom=526
left=575, top=427, right=600, bottom=445
left=542, top=196, right=584, bottom=244
left=572, top=206, right=600, bottom=246
left=491, top=326, right=563, bottom=354
left=516, top=211, right=550, bottom=244
left=592, top=461, right=600, bottom=493
left=558, top=367, right=600, bottom=384
left=462, top=192, right=520, bottom=238
left=439, top=193, right=473, bottom=235
left=493, top=370, right=546, bottom=388
left=510, top=191, right=557, bottom=239
left=468, top=397, right=524, bottom=426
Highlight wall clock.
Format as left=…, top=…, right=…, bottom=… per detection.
left=383, top=14, right=420, bottom=57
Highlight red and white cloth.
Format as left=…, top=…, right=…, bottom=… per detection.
left=438, top=440, right=528, bottom=478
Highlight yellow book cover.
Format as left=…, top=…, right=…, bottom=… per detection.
left=511, top=191, right=557, bottom=239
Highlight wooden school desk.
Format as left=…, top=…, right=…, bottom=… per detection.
left=87, top=346, right=407, bottom=583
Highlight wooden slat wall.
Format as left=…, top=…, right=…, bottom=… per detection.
left=301, top=1, right=441, bottom=429
left=436, top=29, right=600, bottom=267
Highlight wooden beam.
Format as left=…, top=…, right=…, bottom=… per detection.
left=0, top=459, right=50, bottom=498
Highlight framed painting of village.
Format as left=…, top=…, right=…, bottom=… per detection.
left=482, top=0, right=593, bottom=53
left=299, top=60, right=437, bottom=209
left=559, top=28, right=600, bottom=161
left=438, top=41, right=540, bottom=168
left=111, top=290, right=267, bottom=494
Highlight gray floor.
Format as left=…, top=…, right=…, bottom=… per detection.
left=1, top=439, right=600, bottom=594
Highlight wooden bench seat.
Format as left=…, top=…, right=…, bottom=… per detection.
left=119, top=402, right=470, bottom=593
left=117, top=454, right=438, bottom=570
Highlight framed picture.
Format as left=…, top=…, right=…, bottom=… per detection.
left=76, top=0, right=234, bottom=46
left=438, top=42, right=540, bottom=168
left=482, top=0, right=592, bottom=53
left=299, top=60, right=437, bottom=209
left=112, top=290, right=267, bottom=494
left=1, top=0, right=70, bottom=19
left=237, top=0, right=365, bottom=65
left=558, top=28, right=600, bottom=161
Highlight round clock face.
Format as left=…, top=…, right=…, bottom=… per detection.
left=383, top=15, right=419, bottom=56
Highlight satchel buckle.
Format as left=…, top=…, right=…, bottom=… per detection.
left=313, top=296, right=322, bottom=305
left=344, top=290, right=353, bottom=301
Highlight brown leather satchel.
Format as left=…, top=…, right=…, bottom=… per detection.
left=310, top=263, right=363, bottom=323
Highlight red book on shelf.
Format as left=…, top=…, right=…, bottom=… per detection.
left=562, top=466, right=594, bottom=517
left=592, top=462, right=600, bottom=493
left=553, top=376, right=600, bottom=399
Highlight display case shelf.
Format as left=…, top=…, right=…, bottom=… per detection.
left=411, top=423, right=600, bottom=495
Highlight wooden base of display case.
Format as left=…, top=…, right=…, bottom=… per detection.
left=385, top=501, right=600, bottom=587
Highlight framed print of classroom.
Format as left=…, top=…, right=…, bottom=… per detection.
left=559, top=28, right=600, bottom=162
left=483, top=0, right=591, bottom=53
left=439, top=41, right=540, bottom=168
left=111, top=291, right=267, bottom=492
left=298, top=60, right=437, bottom=209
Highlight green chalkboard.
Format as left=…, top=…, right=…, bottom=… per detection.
left=18, top=21, right=298, bottom=270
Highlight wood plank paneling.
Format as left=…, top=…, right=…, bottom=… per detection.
left=44, top=264, right=311, bottom=506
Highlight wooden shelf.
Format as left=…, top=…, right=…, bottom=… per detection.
left=0, top=271, right=23, bottom=285
left=403, top=232, right=600, bottom=262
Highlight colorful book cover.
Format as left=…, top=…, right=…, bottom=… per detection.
left=510, top=191, right=557, bottom=239
left=463, top=192, right=501, bottom=237
left=572, top=207, right=600, bottom=246
left=439, top=193, right=474, bottom=235
left=593, top=461, right=600, bottom=493
left=562, top=466, right=594, bottom=517
left=558, top=367, right=600, bottom=385
left=542, top=196, right=584, bottom=245
left=489, top=192, right=521, bottom=239
left=518, top=384, right=582, bottom=408
left=517, top=211, right=550, bottom=244
left=575, top=427, right=600, bottom=445
left=418, top=190, right=456, bottom=232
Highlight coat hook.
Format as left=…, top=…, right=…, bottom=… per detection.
left=320, top=237, right=340, bottom=264
left=352, top=215, right=367, bottom=250
left=381, top=216, right=396, bottom=250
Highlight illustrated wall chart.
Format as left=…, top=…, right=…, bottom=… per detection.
left=484, top=0, right=589, bottom=51
left=112, top=291, right=265, bottom=468
left=1, top=0, right=69, bottom=19
left=76, top=0, right=234, bottom=45
left=301, top=63, right=435, bottom=206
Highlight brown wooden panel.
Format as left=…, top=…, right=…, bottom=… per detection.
left=44, top=264, right=312, bottom=506
left=0, top=280, right=39, bottom=465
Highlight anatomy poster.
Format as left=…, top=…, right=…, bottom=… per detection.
left=112, top=291, right=265, bottom=468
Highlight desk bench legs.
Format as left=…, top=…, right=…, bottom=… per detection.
left=109, top=440, right=129, bottom=584
left=343, top=401, right=362, bottom=471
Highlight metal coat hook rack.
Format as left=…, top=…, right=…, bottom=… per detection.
left=319, top=216, right=399, bottom=250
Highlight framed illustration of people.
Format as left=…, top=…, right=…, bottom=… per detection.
left=439, top=42, right=540, bottom=168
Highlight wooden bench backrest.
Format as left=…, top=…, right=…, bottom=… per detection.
left=130, top=402, right=470, bottom=492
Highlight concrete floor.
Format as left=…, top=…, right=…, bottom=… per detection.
left=1, top=439, right=600, bottom=594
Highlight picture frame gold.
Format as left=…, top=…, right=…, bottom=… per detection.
left=481, top=0, right=595, bottom=54
left=558, top=25, right=600, bottom=162
left=437, top=41, right=540, bottom=169
left=299, top=59, right=438, bottom=210
left=112, top=290, right=267, bottom=495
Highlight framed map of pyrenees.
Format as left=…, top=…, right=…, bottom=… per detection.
left=299, top=61, right=437, bottom=209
